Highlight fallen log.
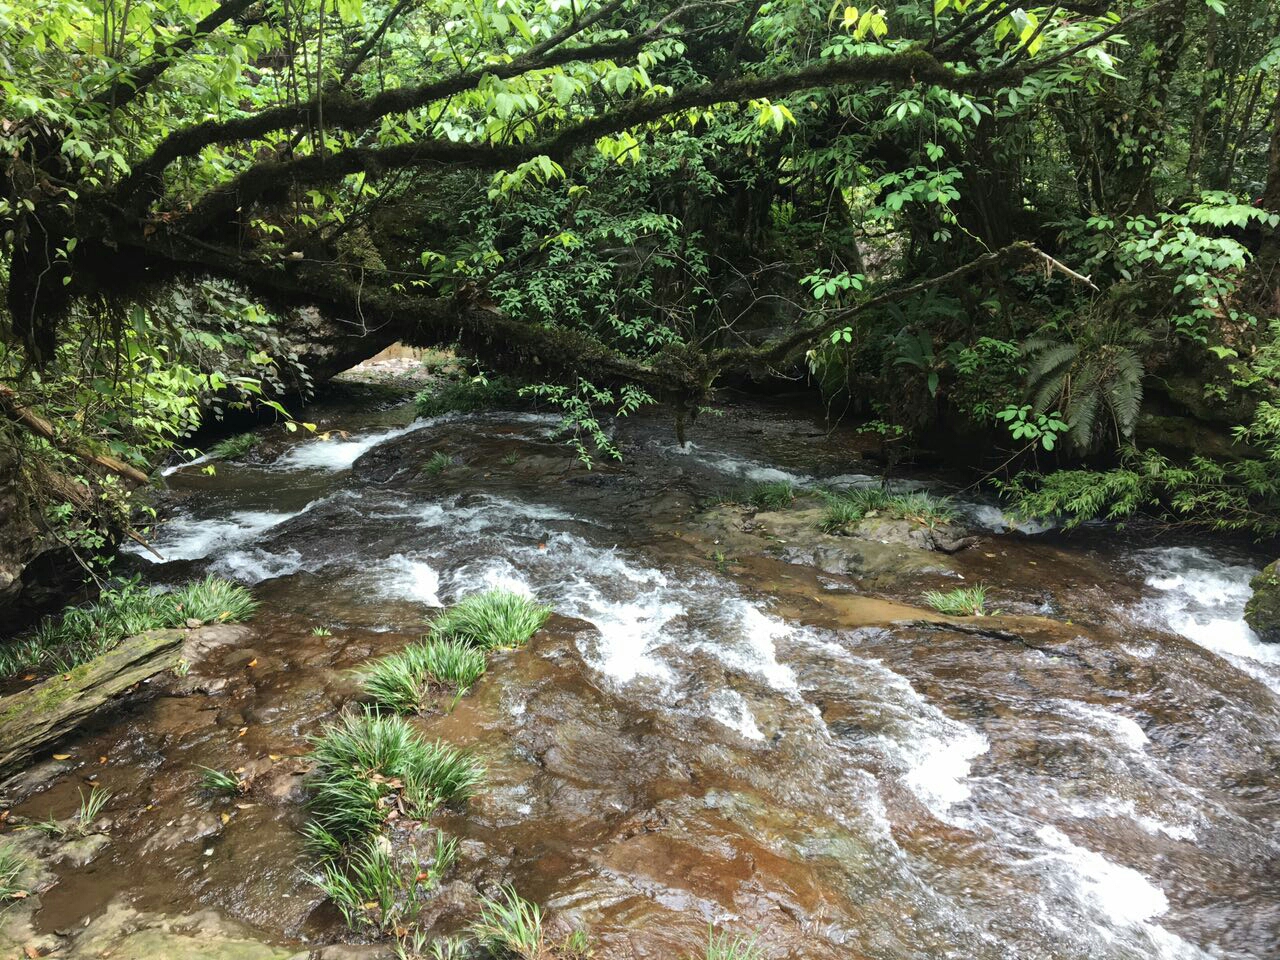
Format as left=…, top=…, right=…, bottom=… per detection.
left=0, top=629, right=186, bottom=779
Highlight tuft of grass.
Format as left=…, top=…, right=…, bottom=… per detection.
left=430, top=589, right=550, bottom=651
left=73, top=786, right=110, bottom=836
left=169, top=576, right=259, bottom=624
left=396, top=931, right=469, bottom=960
left=207, top=432, right=259, bottom=461
left=415, top=375, right=520, bottom=419
left=922, top=584, right=987, bottom=617
left=889, top=491, right=958, bottom=528
left=361, top=638, right=488, bottom=714
left=818, top=488, right=957, bottom=534
left=472, top=887, right=547, bottom=958
left=469, top=887, right=592, bottom=959
left=307, top=709, right=482, bottom=844
left=743, top=480, right=795, bottom=510
left=0, top=842, right=30, bottom=900
left=198, top=766, right=243, bottom=797
left=312, top=626, right=333, bottom=637
left=0, top=637, right=51, bottom=678
left=307, top=829, right=457, bottom=936
left=818, top=494, right=866, bottom=534
left=1, top=576, right=258, bottom=680
left=36, top=787, right=112, bottom=839
left=696, top=928, right=763, bottom=960
left=420, top=451, right=453, bottom=477
left=502, top=452, right=520, bottom=466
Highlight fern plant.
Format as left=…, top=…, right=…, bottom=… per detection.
left=1022, top=332, right=1144, bottom=454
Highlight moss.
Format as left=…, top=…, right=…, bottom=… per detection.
left=1245, top=559, right=1280, bottom=643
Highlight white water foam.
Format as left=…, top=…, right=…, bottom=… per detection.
left=835, top=656, right=989, bottom=821
left=272, top=420, right=428, bottom=471
left=1065, top=796, right=1198, bottom=842
left=707, top=600, right=800, bottom=693
left=209, top=546, right=307, bottom=583
left=130, top=510, right=299, bottom=563
left=954, top=501, right=1057, bottom=535
left=383, top=554, right=443, bottom=606
left=708, top=689, right=766, bottom=741
left=1035, top=824, right=1170, bottom=927
left=1135, top=546, right=1280, bottom=695
left=1056, top=700, right=1150, bottom=754
left=665, top=441, right=812, bottom=485
left=160, top=451, right=212, bottom=476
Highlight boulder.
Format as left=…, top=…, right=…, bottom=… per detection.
left=1245, top=559, right=1280, bottom=643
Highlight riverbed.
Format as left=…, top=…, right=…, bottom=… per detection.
left=5, top=391, right=1278, bottom=959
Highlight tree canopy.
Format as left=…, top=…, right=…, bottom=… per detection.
left=3, top=0, right=1280, bottom=551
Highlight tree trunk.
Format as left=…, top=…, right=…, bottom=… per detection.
left=0, top=629, right=186, bottom=779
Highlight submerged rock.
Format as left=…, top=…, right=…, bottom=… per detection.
left=65, top=900, right=299, bottom=960
left=1245, top=559, right=1280, bottom=642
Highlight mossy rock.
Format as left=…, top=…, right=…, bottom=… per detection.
left=1245, top=559, right=1280, bottom=644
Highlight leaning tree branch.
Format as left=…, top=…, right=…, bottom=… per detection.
left=710, top=241, right=1096, bottom=372
left=0, top=385, right=151, bottom=485
left=120, top=232, right=705, bottom=396
left=91, top=0, right=259, bottom=111
left=116, top=16, right=718, bottom=208
left=172, top=48, right=971, bottom=232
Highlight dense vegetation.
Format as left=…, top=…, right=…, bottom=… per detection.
left=2, top=0, right=1280, bottom=584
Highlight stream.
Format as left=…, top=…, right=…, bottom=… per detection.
left=6, top=391, right=1279, bottom=959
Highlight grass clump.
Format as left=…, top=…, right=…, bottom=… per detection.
left=361, top=638, right=488, bottom=714
left=922, top=585, right=987, bottom=616
left=169, top=576, right=259, bottom=624
left=415, top=375, right=520, bottom=418
left=1, top=576, right=257, bottom=679
left=308, top=831, right=457, bottom=936
left=34, top=786, right=111, bottom=839
left=472, top=887, right=591, bottom=959
left=818, top=488, right=958, bottom=534
left=743, top=480, right=795, bottom=510
left=307, top=708, right=482, bottom=844
left=198, top=766, right=244, bottom=797
left=420, top=451, right=453, bottom=477
left=430, top=589, right=550, bottom=651
left=695, top=928, right=763, bottom=960
left=0, top=842, right=31, bottom=900
left=207, top=432, right=259, bottom=460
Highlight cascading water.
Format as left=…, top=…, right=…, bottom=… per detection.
left=36, top=399, right=1278, bottom=959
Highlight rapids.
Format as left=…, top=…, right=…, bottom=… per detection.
left=7, top=393, right=1278, bottom=959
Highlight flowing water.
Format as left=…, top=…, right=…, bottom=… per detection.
left=7, top=393, right=1279, bottom=959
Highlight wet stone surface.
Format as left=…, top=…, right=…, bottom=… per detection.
left=2, top=395, right=1278, bottom=959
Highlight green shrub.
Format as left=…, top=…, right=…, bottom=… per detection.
left=33, top=786, right=111, bottom=839
left=307, top=709, right=482, bottom=844
left=361, top=638, right=488, bottom=714
left=1, top=576, right=257, bottom=679
left=818, top=495, right=865, bottom=533
left=430, top=589, right=550, bottom=650
left=415, top=375, right=521, bottom=418
left=744, top=480, right=795, bottom=510
left=207, top=432, right=259, bottom=460
left=888, top=491, right=957, bottom=528
left=922, top=585, right=987, bottom=616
